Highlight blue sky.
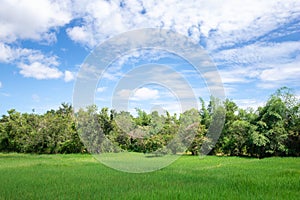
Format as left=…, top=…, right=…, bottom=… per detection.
left=0, top=0, right=300, bottom=115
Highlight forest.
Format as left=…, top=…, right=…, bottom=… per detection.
left=0, top=87, right=299, bottom=158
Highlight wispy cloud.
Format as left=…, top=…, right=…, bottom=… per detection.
left=259, top=58, right=300, bottom=82
left=212, top=40, right=300, bottom=89
left=213, top=41, right=300, bottom=66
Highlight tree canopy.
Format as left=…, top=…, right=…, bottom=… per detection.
left=0, top=87, right=299, bottom=157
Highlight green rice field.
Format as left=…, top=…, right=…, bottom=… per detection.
left=0, top=153, right=299, bottom=199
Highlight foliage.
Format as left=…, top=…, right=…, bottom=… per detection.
left=0, top=103, right=84, bottom=154
left=0, top=87, right=299, bottom=157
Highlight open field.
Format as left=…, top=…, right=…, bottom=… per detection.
left=0, top=154, right=299, bottom=199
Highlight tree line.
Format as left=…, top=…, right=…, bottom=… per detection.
left=0, top=87, right=299, bottom=158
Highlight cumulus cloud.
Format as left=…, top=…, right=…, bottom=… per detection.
left=67, top=0, right=131, bottom=47
left=131, top=87, right=159, bottom=100
left=19, top=62, right=63, bottom=80
left=0, top=0, right=74, bottom=81
left=64, top=70, right=75, bottom=82
left=64, top=0, right=300, bottom=92
left=66, top=26, right=92, bottom=46
left=16, top=49, right=63, bottom=80
left=117, top=87, right=159, bottom=101
left=1, top=0, right=299, bottom=92
left=0, top=42, right=74, bottom=81
left=0, top=0, right=72, bottom=43
left=66, top=0, right=300, bottom=48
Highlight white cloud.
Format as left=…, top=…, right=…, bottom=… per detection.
left=0, top=42, right=69, bottom=80
left=64, top=70, right=75, bottom=82
left=99, top=50, right=172, bottom=82
left=256, top=82, right=282, bottom=89
left=1, top=0, right=299, bottom=98
left=96, top=87, right=107, bottom=92
left=213, top=41, right=300, bottom=67
left=102, top=71, right=124, bottom=81
left=0, top=43, right=14, bottom=62
left=0, top=43, right=31, bottom=63
left=203, top=1, right=300, bottom=50
left=205, top=40, right=300, bottom=93
left=204, top=69, right=249, bottom=85
left=66, top=26, right=93, bottom=46
left=117, top=87, right=160, bottom=101
left=0, top=0, right=72, bottom=43
left=65, top=0, right=300, bottom=96
left=259, top=58, right=300, bottom=82
left=15, top=49, right=64, bottom=80
left=66, top=0, right=300, bottom=49
left=67, top=0, right=126, bottom=47
left=131, top=87, right=159, bottom=100
left=0, top=0, right=75, bottom=82
left=256, top=58, right=300, bottom=89
left=19, top=62, right=63, bottom=80
left=0, top=81, right=2, bottom=88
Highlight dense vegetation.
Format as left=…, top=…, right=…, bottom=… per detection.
left=0, top=87, right=299, bottom=157
left=0, top=154, right=299, bottom=199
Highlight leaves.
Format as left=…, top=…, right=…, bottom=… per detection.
left=0, top=87, right=299, bottom=157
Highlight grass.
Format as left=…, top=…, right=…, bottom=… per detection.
left=0, top=153, right=299, bottom=199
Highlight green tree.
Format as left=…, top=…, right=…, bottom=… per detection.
left=226, top=120, right=256, bottom=156
left=255, top=94, right=289, bottom=157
